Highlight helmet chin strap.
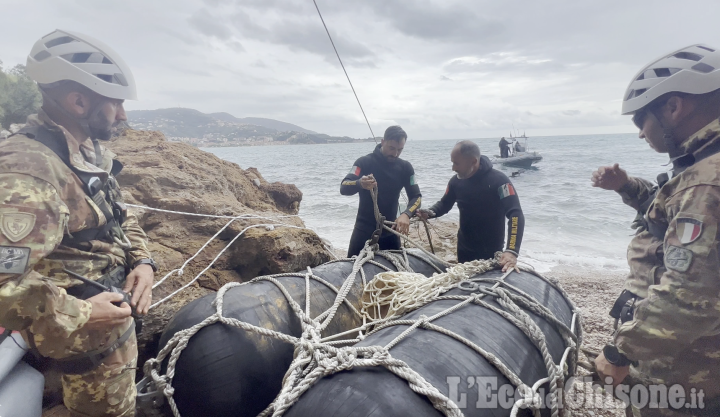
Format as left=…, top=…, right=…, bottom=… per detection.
left=39, top=89, right=106, bottom=141
left=648, top=107, right=684, bottom=159
left=650, top=107, right=696, bottom=176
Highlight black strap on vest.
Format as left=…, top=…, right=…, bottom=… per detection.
left=11, top=125, right=126, bottom=245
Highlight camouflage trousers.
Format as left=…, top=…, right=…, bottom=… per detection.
left=26, top=318, right=137, bottom=417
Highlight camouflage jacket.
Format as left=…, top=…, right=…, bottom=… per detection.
left=0, top=111, right=151, bottom=339
left=615, top=118, right=720, bottom=397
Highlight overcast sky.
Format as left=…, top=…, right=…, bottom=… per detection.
left=3, top=0, right=720, bottom=139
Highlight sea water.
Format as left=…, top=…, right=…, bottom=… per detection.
left=205, top=134, right=668, bottom=273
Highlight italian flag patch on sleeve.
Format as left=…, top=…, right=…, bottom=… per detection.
left=349, top=166, right=361, bottom=176
left=498, top=183, right=516, bottom=199
left=410, top=175, right=416, bottom=185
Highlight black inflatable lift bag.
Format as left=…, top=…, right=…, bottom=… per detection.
left=158, top=249, right=445, bottom=417
left=284, top=268, right=576, bottom=417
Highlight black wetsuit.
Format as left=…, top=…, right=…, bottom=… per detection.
left=428, top=156, right=524, bottom=262
left=499, top=138, right=510, bottom=158
left=340, top=144, right=422, bottom=257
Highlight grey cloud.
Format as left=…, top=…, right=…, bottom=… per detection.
left=8, top=0, right=720, bottom=139
left=230, top=11, right=375, bottom=63
left=187, top=7, right=376, bottom=66
left=444, top=52, right=566, bottom=74
left=188, top=8, right=233, bottom=40
left=228, top=40, right=246, bottom=52
left=364, top=0, right=504, bottom=42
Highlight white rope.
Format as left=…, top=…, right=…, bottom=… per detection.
left=151, top=215, right=239, bottom=290
left=150, top=223, right=308, bottom=309
left=129, top=202, right=338, bottom=307
left=361, top=256, right=499, bottom=320
left=360, top=266, right=580, bottom=417
left=126, top=203, right=301, bottom=219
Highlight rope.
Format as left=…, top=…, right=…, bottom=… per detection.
left=125, top=203, right=301, bottom=220
left=361, top=266, right=580, bottom=417
left=150, top=223, right=309, bottom=309
left=361, top=257, right=498, bottom=320
left=311, top=0, right=377, bottom=143
left=368, top=187, right=450, bottom=269
left=122, top=203, right=338, bottom=309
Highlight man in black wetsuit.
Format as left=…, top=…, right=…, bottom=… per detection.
left=499, top=137, right=511, bottom=158
left=418, top=140, right=524, bottom=271
left=340, top=126, right=422, bottom=257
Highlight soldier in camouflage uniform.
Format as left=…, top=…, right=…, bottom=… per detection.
left=591, top=45, right=720, bottom=416
left=0, top=30, right=155, bottom=416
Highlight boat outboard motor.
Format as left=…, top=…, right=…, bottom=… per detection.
left=0, top=328, right=44, bottom=417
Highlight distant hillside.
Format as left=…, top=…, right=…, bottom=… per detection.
left=126, top=108, right=277, bottom=138
left=209, top=112, right=316, bottom=134
left=125, top=107, right=373, bottom=147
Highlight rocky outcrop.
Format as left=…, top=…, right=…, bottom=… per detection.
left=104, top=129, right=332, bottom=358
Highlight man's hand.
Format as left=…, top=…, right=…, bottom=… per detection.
left=498, top=251, right=518, bottom=272
left=594, top=352, right=630, bottom=387
left=416, top=209, right=434, bottom=221
left=123, top=264, right=154, bottom=315
left=591, top=163, right=629, bottom=191
left=85, top=292, right=132, bottom=329
left=359, top=174, right=377, bottom=190
left=393, top=213, right=410, bottom=235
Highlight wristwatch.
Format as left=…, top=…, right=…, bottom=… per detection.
left=603, top=344, right=632, bottom=367
left=133, top=258, right=158, bottom=272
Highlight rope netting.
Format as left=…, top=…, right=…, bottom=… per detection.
left=136, top=188, right=582, bottom=417
left=361, top=256, right=499, bottom=320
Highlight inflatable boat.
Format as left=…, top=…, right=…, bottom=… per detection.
left=0, top=328, right=44, bottom=417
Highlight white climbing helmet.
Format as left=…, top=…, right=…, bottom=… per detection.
left=622, top=44, right=720, bottom=115
left=26, top=29, right=137, bottom=100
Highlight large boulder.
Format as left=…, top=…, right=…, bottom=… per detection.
left=104, top=129, right=331, bottom=359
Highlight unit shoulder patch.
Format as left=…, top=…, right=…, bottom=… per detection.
left=676, top=218, right=703, bottom=245
left=0, top=246, right=31, bottom=274
left=498, top=183, right=516, bottom=199
left=0, top=212, right=36, bottom=243
left=665, top=245, right=693, bottom=272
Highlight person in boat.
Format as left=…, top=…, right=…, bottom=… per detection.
left=417, top=140, right=524, bottom=271
left=592, top=45, right=720, bottom=416
left=498, top=136, right=511, bottom=158
left=0, top=30, right=155, bottom=416
left=340, top=125, right=422, bottom=257
left=514, top=140, right=523, bottom=153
